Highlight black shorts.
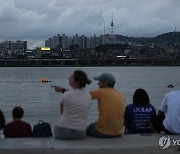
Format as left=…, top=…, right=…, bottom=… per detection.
left=150, top=115, right=173, bottom=134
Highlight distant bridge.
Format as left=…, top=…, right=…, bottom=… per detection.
left=0, top=58, right=179, bottom=66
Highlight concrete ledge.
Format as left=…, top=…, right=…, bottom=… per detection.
left=0, top=134, right=179, bottom=154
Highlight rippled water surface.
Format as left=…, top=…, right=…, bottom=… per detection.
left=0, top=66, right=179, bottom=128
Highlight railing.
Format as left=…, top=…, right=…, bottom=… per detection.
left=0, top=58, right=179, bottom=66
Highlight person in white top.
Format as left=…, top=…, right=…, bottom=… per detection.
left=151, top=90, right=180, bottom=134
left=52, top=70, right=92, bottom=140
left=0, top=109, right=5, bottom=138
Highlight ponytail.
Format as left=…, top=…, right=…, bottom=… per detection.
left=74, top=70, right=91, bottom=88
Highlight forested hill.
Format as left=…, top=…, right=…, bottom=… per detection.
left=113, top=32, right=180, bottom=44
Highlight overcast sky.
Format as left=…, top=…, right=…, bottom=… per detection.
left=0, top=0, right=179, bottom=48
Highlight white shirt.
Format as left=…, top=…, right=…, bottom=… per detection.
left=159, top=90, right=180, bottom=134
left=0, top=130, right=4, bottom=138
left=57, top=89, right=92, bottom=131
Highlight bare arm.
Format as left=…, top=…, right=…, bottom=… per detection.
left=51, top=85, right=67, bottom=93
left=158, top=110, right=165, bottom=118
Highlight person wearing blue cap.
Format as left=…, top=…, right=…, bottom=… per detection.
left=86, top=73, right=126, bottom=138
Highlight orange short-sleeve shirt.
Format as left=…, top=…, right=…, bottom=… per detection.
left=90, top=87, right=125, bottom=135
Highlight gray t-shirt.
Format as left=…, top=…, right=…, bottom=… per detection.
left=57, top=89, right=92, bottom=131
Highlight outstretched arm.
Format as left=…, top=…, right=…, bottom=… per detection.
left=51, top=85, right=67, bottom=93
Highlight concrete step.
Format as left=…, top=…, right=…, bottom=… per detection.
left=0, top=134, right=179, bottom=154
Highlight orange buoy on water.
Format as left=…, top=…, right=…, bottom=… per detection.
left=42, top=77, right=51, bottom=83
left=167, top=84, right=174, bottom=88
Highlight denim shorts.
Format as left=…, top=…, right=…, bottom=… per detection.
left=87, top=122, right=121, bottom=138
left=54, top=125, right=86, bottom=140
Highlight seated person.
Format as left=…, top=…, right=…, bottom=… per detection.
left=0, top=109, right=5, bottom=138
left=52, top=70, right=92, bottom=140
left=151, top=90, right=180, bottom=134
left=0, top=109, right=5, bottom=130
left=3, top=107, right=32, bottom=138
left=87, top=73, right=125, bottom=138
left=124, top=89, right=156, bottom=134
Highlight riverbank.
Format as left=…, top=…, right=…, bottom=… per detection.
left=0, top=58, right=180, bottom=66
left=0, top=134, right=179, bottom=154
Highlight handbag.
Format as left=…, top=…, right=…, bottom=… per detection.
left=32, top=120, right=52, bottom=137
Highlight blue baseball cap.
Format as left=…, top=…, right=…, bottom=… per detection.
left=94, top=73, right=116, bottom=85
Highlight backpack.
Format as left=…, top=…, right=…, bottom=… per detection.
left=32, top=120, right=52, bottom=137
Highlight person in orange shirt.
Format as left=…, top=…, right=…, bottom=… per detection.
left=87, top=73, right=126, bottom=138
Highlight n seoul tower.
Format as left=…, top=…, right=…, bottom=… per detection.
left=111, top=14, right=114, bottom=34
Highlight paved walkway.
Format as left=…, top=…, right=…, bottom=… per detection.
left=0, top=134, right=179, bottom=154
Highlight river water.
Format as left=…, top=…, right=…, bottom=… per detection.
left=0, top=66, right=179, bottom=128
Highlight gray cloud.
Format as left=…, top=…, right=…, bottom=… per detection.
left=0, top=0, right=179, bottom=48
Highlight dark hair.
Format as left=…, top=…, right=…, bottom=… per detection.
left=133, top=89, right=150, bottom=106
left=12, top=107, right=24, bottom=119
left=74, top=70, right=91, bottom=88
left=107, top=82, right=115, bottom=88
left=0, top=109, right=5, bottom=130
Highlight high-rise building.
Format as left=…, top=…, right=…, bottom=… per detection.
left=45, top=40, right=50, bottom=47
left=45, top=33, right=110, bottom=50
left=72, top=34, right=79, bottom=45
left=0, top=40, right=27, bottom=54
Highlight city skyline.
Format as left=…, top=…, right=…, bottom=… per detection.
left=0, top=0, right=180, bottom=49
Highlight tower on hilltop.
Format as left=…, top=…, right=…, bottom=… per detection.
left=111, top=14, right=114, bottom=34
